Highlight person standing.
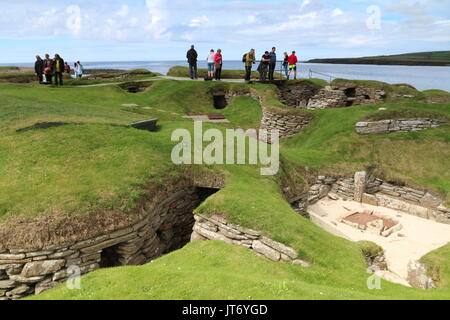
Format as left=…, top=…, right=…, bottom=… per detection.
left=214, top=49, right=223, bottom=81
left=282, top=52, right=289, bottom=78
left=43, top=54, right=54, bottom=85
left=76, top=61, right=84, bottom=78
left=259, top=51, right=271, bottom=81
left=34, top=56, right=44, bottom=84
left=206, top=49, right=215, bottom=79
left=64, top=62, right=71, bottom=74
left=243, top=49, right=256, bottom=82
left=288, top=51, right=298, bottom=80
left=54, top=54, right=65, bottom=86
left=186, top=45, right=198, bottom=80
left=269, top=47, right=277, bottom=80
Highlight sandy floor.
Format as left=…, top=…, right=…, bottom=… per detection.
left=308, top=198, right=450, bottom=283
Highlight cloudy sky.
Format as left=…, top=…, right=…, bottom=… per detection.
left=0, top=0, right=449, bottom=62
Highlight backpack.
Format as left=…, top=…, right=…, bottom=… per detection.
left=242, top=53, right=247, bottom=63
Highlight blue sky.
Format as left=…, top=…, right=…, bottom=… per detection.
left=0, top=0, right=449, bottom=63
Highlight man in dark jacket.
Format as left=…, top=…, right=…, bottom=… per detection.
left=34, top=56, right=44, bottom=84
left=269, top=47, right=277, bottom=80
left=43, top=54, right=54, bottom=85
left=53, top=54, right=65, bottom=86
left=186, top=45, right=198, bottom=80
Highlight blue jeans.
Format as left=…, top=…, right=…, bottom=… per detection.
left=282, top=64, right=288, bottom=77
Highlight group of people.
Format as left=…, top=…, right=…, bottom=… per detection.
left=34, top=54, right=85, bottom=86
left=187, top=45, right=223, bottom=81
left=244, top=48, right=299, bottom=81
left=186, top=45, right=299, bottom=82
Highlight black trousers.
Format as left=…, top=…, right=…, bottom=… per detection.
left=37, top=73, right=43, bottom=83
left=45, top=73, right=53, bottom=84
left=55, top=72, right=63, bottom=86
left=215, top=67, right=222, bottom=80
left=269, top=63, right=276, bottom=80
left=245, top=66, right=252, bottom=81
left=189, top=63, right=197, bottom=79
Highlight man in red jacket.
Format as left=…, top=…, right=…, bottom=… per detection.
left=288, top=51, right=298, bottom=80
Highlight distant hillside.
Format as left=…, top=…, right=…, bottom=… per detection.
left=308, top=51, right=450, bottom=66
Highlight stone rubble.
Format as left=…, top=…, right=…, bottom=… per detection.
left=191, top=214, right=309, bottom=267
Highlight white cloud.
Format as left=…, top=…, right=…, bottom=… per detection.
left=116, top=5, right=129, bottom=17
left=188, top=16, right=210, bottom=28
left=332, top=8, right=343, bottom=17
left=66, top=5, right=82, bottom=37
left=0, top=0, right=448, bottom=61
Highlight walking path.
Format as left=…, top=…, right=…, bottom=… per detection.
left=77, top=76, right=246, bottom=87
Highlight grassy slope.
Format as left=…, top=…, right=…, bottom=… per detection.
left=281, top=102, right=450, bottom=202
left=308, top=51, right=450, bottom=66
left=32, top=241, right=449, bottom=300
left=0, top=78, right=448, bottom=299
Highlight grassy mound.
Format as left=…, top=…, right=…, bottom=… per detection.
left=308, top=50, right=450, bottom=66
left=31, top=241, right=450, bottom=300
left=0, top=77, right=449, bottom=299
left=168, top=66, right=262, bottom=79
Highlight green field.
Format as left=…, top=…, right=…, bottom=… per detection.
left=308, top=51, right=450, bottom=66
left=0, top=73, right=449, bottom=300
left=167, top=66, right=283, bottom=79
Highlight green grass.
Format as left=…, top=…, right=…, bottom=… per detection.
left=0, top=77, right=449, bottom=300
left=308, top=51, right=450, bottom=66
left=365, top=108, right=449, bottom=121
left=168, top=66, right=269, bottom=79
left=281, top=101, right=450, bottom=202
left=32, top=241, right=450, bottom=300
left=221, top=96, right=263, bottom=129
left=0, top=66, right=20, bottom=71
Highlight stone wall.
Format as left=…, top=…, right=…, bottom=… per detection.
left=306, top=86, right=385, bottom=110
left=259, top=109, right=313, bottom=142
left=407, top=260, right=436, bottom=290
left=298, top=172, right=450, bottom=225
left=277, top=81, right=321, bottom=108
left=356, top=119, right=445, bottom=135
left=191, top=214, right=309, bottom=266
left=0, top=186, right=211, bottom=300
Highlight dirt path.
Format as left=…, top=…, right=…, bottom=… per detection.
left=76, top=76, right=246, bottom=88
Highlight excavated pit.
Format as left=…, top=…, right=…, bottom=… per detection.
left=97, top=186, right=220, bottom=269
left=213, top=93, right=228, bottom=110
left=119, top=81, right=153, bottom=93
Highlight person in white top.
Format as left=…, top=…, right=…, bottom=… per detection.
left=206, top=49, right=215, bottom=79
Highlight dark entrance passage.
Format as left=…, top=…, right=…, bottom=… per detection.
left=213, top=93, right=227, bottom=109
left=100, top=244, right=122, bottom=268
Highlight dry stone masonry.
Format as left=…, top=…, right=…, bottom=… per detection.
left=0, top=185, right=215, bottom=300
left=191, top=214, right=309, bottom=266
left=298, top=172, right=450, bottom=225
left=356, top=119, right=446, bottom=135
left=260, top=108, right=313, bottom=142
left=277, top=81, right=385, bottom=110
